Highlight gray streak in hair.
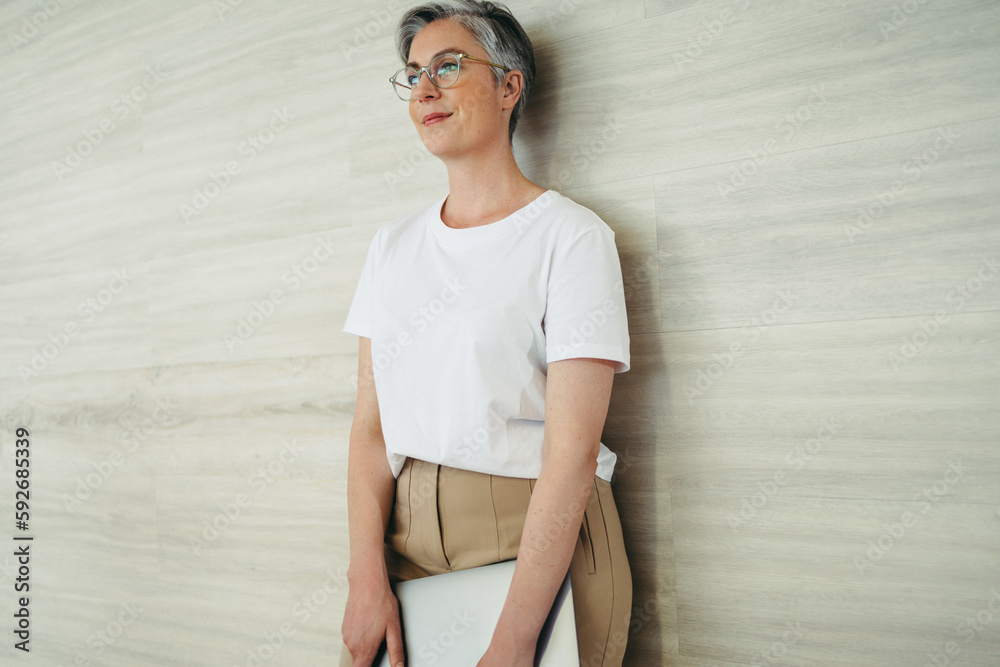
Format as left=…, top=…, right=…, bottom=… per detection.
left=396, top=0, right=536, bottom=142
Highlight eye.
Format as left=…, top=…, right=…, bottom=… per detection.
left=434, top=61, right=459, bottom=77
left=430, top=54, right=461, bottom=82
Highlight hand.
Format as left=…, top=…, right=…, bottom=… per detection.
left=341, top=572, right=405, bottom=667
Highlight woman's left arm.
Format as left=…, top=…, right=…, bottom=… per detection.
left=478, top=356, right=617, bottom=667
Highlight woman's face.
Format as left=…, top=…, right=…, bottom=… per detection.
left=406, top=19, right=511, bottom=160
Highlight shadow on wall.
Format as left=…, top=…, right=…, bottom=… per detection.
left=511, top=35, right=559, bottom=178
left=512, top=25, right=670, bottom=666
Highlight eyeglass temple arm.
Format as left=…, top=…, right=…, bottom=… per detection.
left=461, top=54, right=510, bottom=71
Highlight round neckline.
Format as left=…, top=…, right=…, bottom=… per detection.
left=429, top=190, right=554, bottom=246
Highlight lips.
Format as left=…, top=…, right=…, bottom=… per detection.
left=422, top=112, right=452, bottom=125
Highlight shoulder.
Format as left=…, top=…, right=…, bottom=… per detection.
left=536, top=190, right=616, bottom=242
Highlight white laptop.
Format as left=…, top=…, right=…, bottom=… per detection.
left=376, top=559, right=578, bottom=666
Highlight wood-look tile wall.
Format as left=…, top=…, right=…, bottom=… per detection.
left=2, top=0, right=997, bottom=665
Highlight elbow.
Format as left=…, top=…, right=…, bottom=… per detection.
left=581, top=451, right=599, bottom=480
left=544, top=440, right=599, bottom=482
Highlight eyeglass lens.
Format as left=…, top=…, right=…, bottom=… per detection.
left=395, top=54, right=461, bottom=93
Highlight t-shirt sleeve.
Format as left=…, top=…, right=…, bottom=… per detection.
left=342, top=230, right=380, bottom=338
left=544, top=226, right=630, bottom=373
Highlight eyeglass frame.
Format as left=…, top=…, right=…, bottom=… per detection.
left=390, top=52, right=511, bottom=101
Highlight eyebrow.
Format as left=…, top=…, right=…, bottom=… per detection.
left=406, top=47, right=464, bottom=68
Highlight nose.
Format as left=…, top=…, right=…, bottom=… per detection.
left=411, top=69, right=439, bottom=100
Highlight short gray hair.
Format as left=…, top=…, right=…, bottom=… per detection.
left=396, top=1, right=536, bottom=142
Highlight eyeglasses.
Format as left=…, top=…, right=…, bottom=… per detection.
left=390, top=52, right=510, bottom=101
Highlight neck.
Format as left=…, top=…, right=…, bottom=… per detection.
left=439, top=137, right=544, bottom=229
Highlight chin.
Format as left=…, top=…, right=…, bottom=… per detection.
left=418, top=134, right=456, bottom=159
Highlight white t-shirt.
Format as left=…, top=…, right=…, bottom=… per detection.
left=343, top=190, right=630, bottom=481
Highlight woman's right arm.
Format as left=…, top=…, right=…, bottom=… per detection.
left=341, top=337, right=405, bottom=667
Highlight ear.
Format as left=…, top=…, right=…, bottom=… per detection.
left=500, top=69, right=524, bottom=111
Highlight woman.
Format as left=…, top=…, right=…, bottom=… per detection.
left=340, top=2, right=632, bottom=665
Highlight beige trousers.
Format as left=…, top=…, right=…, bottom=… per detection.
left=340, top=458, right=632, bottom=667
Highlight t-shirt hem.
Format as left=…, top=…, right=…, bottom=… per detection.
left=387, top=453, right=617, bottom=482
left=342, top=319, right=372, bottom=338
left=546, top=343, right=630, bottom=373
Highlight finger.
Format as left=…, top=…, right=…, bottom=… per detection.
left=386, top=613, right=406, bottom=667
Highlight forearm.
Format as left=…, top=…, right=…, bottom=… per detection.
left=343, top=424, right=408, bottom=666
left=345, top=337, right=396, bottom=584
left=492, top=453, right=596, bottom=652
left=346, top=431, right=396, bottom=582
left=485, top=357, right=615, bottom=660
